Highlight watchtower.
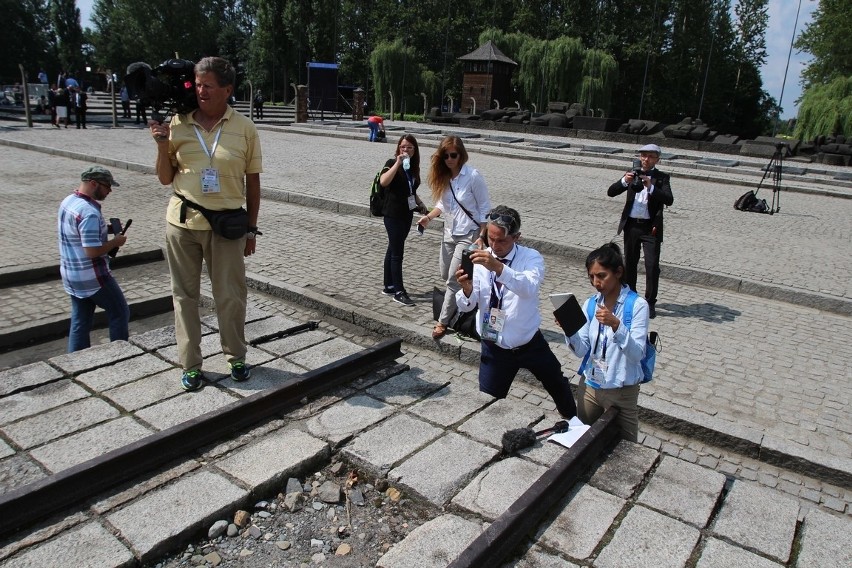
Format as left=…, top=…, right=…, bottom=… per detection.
left=458, top=40, right=517, bottom=115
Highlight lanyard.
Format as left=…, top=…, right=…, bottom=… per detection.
left=193, top=124, right=224, bottom=166
left=488, top=248, right=516, bottom=309
left=404, top=170, right=414, bottom=196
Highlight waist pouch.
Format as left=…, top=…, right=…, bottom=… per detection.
left=175, top=193, right=248, bottom=240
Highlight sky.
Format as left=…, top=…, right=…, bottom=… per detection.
left=75, top=0, right=817, bottom=119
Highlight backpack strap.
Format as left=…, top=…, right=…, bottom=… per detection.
left=577, top=295, right=598, bottom=376
left=622, top=290, right=638, bottom=331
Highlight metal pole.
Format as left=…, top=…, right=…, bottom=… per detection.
left=18, top=64, right=33, bottom=128
left=773, top=0, right=803, bottom=136
left=697, top=2, right=717, bottom=121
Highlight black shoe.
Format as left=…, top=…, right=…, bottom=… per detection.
left=381, top=287, right=395, bottom=296
left=393, top=291, right=415, bottom=306
left=648, top=304, right=656, bottom=319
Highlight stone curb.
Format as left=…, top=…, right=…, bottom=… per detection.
left=0, top=248, right=164, bottom=287
left=244, top=271, right=852, bottom=489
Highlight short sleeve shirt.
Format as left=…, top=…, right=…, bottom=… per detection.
left=58, top=192, right=110, bottom=298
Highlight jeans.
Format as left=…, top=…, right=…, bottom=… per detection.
left=383, top=214, right=413, bottom=292
left=68, top=276, right=129, bottom=352
left=368, top=121, right=379, bottom=141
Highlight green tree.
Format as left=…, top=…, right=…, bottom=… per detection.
left=794, top=0, right=852, bottom=87
left=51, top=0, right=84, bottom=74
left=1, top=0, right=56, bottom=82
left=794, top=76, right=852, bottom=139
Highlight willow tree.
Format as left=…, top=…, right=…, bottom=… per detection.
left=546, top=36, right=585, bottom=104
left=370, top=39, right=416, bottom=113
left=794, top=76, right=852, bottom=140
left=580, top=49, right=618, bottom=115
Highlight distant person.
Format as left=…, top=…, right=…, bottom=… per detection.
left=54, top=87, right=70, bottom=128
left=417, top=136, right=491, bottom=339
left=378, top=134, right=426, bottom=306
left=253, top=90, right=264, bottom=119
left=119, top=85, right=131, bottom=118
left=565, top=242, right=649, bottom=441
left=135, top=98, right=147, bottom=124
left=367, top=114, right=384, bottom=142
left=47, top=84, right=58, bottom=127
left=38, top=69, right=48, bottom=84
left=58, top=166, right=129, bottom=352
left=607, top=143, right=674, bottom=319
left=455, top=205, right=577, bottom=419
left=74, top=87, right=87, bottom=129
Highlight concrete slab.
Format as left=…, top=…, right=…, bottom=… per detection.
left=638, top=455, right=726, bottom=527
left=408, top=380, right=493, bottom=426
left=388, top=432, right=498, bottom=505
left=306, top=394, right=395, bottom=445
left=452, top=457, right=548, bottom=520
left=442, top=131, right=481, bottom=139
left=457, top=398, right=546, bottom=448
left=285, top=337, right=363, bottom=370
left=595, top=505, right=700, bottom=568
left=255, top=329, right=333, bottom=357
left=696, top=537, right=783, bottom=568
left=75, top=353, right=173, bottom=392
left=536, top=484, right=625, bottom=560
left=106, top=470, right=248, bottom=563
left=376, top=513, right=483, bottom=568
left=342, top=414, right=444, bottom=473
left=0, top=381, right=89, bottom=425
left=218, top=358, right=304, bottom=396
left=134, top=387, right=240, bottom=431
left=0, top=361, right=63, bottom=396
left=365, top=368, right=447, bottom=405
left=0, top=438, right=12, bottom=459
left=129, top=325, right=176, bottom=350
left=215, top=429, right=329, bottom=496
left=0, top=454, right=47, bottom=495
left=101, top=369, right=186, bottom=412
left=518, top=437, right=572, bottom=467
left=1, top=397, right=120, bottom=449
left=712, top=480, right=799, bottom=563
left=530, top=141, right=570, bottom=149
left=156, top=332, right=223, bottom=366
left=243, top=314, right=302, bottom=343
left=581, top=145, right=623, bottom=154
left=47, top=340, right=143, bottom=375
left=795, top=508, right=852, bottom=568
left=29, top=416, right=154, bottom=473
left=486, top=135, right=525, bottom=143
left=589, top=440, right=659, bottom=499
left=697, top=157, right=740, bottom=168
left=502, top=546, right=581, bottom=567
left=1, top=521, right=134, bottom=568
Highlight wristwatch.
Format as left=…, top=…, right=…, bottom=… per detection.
left=246, top=226, right=262, bottom=240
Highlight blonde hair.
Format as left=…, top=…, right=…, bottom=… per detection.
left=427, top=136, right=469, bottom=202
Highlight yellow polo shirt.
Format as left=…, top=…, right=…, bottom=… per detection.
left=165, top=106, right=263, bottom=229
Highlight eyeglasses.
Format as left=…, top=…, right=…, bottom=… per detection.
left=93, top=180, right=111, bottom=191
left=443, top=152, right=459, bottom=160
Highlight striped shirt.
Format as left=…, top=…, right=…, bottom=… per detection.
left=58, top=192, right=110, bottom=298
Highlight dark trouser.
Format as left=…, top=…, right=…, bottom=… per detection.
left=75, top=108, right=86, bottom=128
left=121, top=101, right=131, bottom=118
left=623, top=218, right=661, bottom=304
left=479, top=331, right=577, bottom=419
left=383, top=213, right=413, bottom=292
left=68, top=276, right=130, bottom=352
left=254, top=104, right=263, bottom=119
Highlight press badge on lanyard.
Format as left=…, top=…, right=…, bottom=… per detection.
left=586, top=321, right=609, bottom=387
left=405, top=170, right=418, bottom=210
left=481, top=262, right=510, bottom=342
left=194, top=124, right=223, bottom=194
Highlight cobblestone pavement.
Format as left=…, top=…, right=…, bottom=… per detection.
left=0, top=120, right=849, bottom=565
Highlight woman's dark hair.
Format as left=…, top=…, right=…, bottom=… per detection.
left=428, top=136, right=469, bottom=202
left=585, top=242, right=626, bottom=282
left=395, top=134, right=421, bottom=184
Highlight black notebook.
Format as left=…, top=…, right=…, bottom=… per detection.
left=550, top=293, right=587, bottom=336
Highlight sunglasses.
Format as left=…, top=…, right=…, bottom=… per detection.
left=443, top=152, right=459, bottom=160
left=488, top=212, right=515, bottom=225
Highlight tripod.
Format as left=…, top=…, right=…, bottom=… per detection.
left=755, top=143, right=786, bottom=214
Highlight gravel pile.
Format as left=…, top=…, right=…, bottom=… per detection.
left=151, top=459, right=441, bottom=567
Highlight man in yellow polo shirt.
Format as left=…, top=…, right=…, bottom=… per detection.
left=150, top=56, right=262, bottom=391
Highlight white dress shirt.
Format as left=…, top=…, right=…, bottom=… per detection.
left=434, top=163, right=491, bottom=236
left=455, top=244, right=544, bottom=349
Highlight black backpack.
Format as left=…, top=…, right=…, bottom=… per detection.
left=734, top=190, right=769, bottom=213
left=369, top=171, right=384, bottom=216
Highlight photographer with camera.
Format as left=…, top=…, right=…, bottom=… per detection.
left=607, top=144, right=674, bottom=319
left=149, top=56, right=262, bottom=392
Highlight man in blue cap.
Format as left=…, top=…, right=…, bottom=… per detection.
left=58, top=166, right=130, bottom=352
left=607, top=144, right=674, bottom=318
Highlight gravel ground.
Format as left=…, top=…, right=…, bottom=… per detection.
left=149, top=458, right=442, bottom=568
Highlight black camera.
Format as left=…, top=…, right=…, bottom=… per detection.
left=124, top=58, right=198, bottom=121
left=630, top=158, right=645, bottom=190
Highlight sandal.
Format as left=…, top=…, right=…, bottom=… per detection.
left=432, top=323, right=447, bottom=340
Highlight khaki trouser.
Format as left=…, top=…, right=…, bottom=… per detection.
left=165, top=223, right=247, bottom=371
left=578, top=382, right=640, bottom=442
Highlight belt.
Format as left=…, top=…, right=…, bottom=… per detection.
left=628, top=217, right=652, bottom=224
left=485, top=330, right=542, bottom=353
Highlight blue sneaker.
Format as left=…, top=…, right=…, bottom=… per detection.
left=229, top=361, right=251, bottom=382
left=181, top=369, right=203, bottom=391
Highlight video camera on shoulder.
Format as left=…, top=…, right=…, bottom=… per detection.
left=124, top=58, right=198, bottom=122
